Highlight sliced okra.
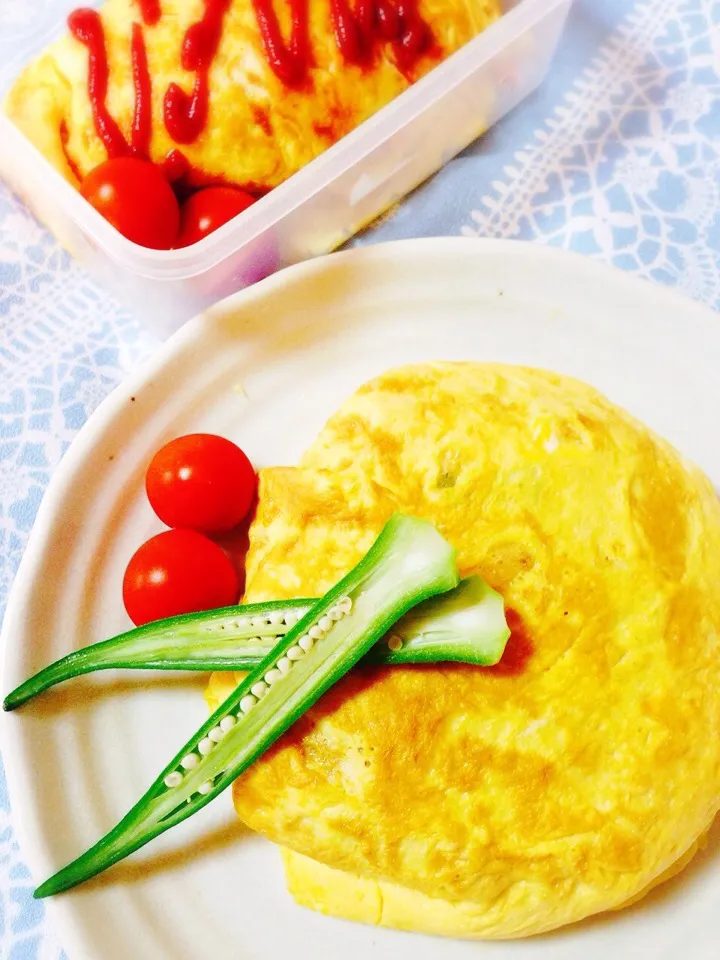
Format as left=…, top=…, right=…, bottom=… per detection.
left=34, top=513, right=459, bottom=897
left=3, top=577, right=509, bottom=711
left=365, top=573, right=508, bottom=666
left=2, top=598, right=310, bottom=711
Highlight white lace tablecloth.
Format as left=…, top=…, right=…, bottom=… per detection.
left=1, top=1, right=719, bottom=957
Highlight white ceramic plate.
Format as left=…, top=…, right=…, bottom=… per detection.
left=2, top=238, right=720, bottom=960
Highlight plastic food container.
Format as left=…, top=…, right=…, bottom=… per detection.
left=0, top=0, right=573, bottom=337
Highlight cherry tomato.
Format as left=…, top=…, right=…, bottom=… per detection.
left=80, top=157, right=180, bottom=249
left=176, top=186, right=255, bottom=247
left=123, top=529, right=238, bottom=626
left=145, top=433, right=257, bottom=533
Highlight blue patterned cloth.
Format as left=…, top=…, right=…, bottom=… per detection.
left=1, top=1, right=719, bottom=956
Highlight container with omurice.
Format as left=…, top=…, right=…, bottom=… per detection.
left=0, top=0, right=574, bottom=334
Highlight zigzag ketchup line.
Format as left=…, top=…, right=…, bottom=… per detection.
left=68, top=8, right=129, bottom=158
left=163, top=0, right=232, bottom=143
left=136, top=0, right=161, bottom=25
left=71, top=0, right=433, bottom=155
left=130, top=22, right=152, bottom=155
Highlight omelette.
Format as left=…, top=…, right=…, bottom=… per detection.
left=4, top=0, right=501, bottom=191
left=207, top=361, right=720, bottom=939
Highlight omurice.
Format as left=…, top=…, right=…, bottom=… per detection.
left=3, top=0, right=501, bottom=245
left=208, top=361, right=720, bottom=938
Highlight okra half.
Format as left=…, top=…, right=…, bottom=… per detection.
left=4, top=576, right=509, bottom=711
left=34, top=513, right=459, bottom=897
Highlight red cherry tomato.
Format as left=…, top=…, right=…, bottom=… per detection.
left=176, top=186, right=255, bottom=247
left=80, top=157, right=180, bottom=249
left=123, top=529, right=238, bottom=626
left=145, top=433, right=257, bottom=533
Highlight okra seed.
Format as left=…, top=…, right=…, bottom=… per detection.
left=198, top=737, right=213, bottom=756
left=198, top=781, right=213, bottom=795
left=318, top=615, right=333, bottom=632
left=265, top=669, right=282, bottom=685
left=339, top=597, right=353, bottom=614
left=248, top=636, right=263, bottom=645
left=268, top=610, right=285, bottom=625
left=240, top=695, right=257, bottom=713
left=299, top=634, right=314, bottom=652
left=220, top=716, right=236, bottom=732
left=251, top=681, right=268, bottom=698
left=164, top=771, right=182, bottom=788
left=181, top=753, right=199, bottom=770
left=236, top=618, right=251, bottom=629
left=208, top=726, right=224, bottom=742
left=251, top=616, right=269, bottom=628
left=277, top=657, right=292, bottom=675
left=287, top=645, right=304, bottom=661
left=388, top=635, right=403, bottom=652
left=309, top=624, right=325, bottom=640
left=284, top=611, right=299, bottom=626
left=328, top=606, right=343, bottom=621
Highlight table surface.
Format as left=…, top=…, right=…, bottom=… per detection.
left=1, top=0, right=719, bottom=957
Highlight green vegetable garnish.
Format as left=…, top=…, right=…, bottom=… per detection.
left=34, top=513, right=459, bottom=897
left=3, top=576, right=508, bottom=711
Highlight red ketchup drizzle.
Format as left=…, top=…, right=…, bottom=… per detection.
left=160, top=148, right=191, bottom=182
left=392, top=0, right=429, bottom=74
left=329, top=0, right=365, bottom=64
left=70, top=0, right=432, bottom=164
left=68, top=9, right=129, bottom=158
left=328, top=0, right=428, bottom=74
left=251, top=0, right=310, bottom=88
left=136, top=0, right=161, bottom=26
left=333, top=0, right=404, bottom=64
left=375, top=0, right=400, bottom=41
left=163, top=0, right=232, bottom=144
left=251, top=104, right=273, bottom=135
left=130, top=22, right=152, bottom=155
